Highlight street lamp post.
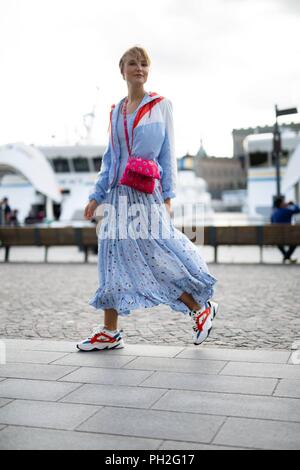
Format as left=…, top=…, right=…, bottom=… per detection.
left=273, top=108, right=281, bottom=198
left=273, top=105, right=298, bottom=199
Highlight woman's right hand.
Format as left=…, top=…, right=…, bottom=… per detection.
left=84, top=200, right=99, bottom=220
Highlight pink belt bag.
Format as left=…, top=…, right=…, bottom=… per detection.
left=118, top=98, right=162, bottom=195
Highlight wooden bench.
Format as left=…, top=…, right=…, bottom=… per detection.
left=201, top=225, right=300, bottom=263
left=0, top=225, right=299, bottom=263
left=0, top=227, right=98, bottom=263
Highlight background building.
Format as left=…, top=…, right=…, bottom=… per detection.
left=179, top=142, right=247, bottom=200
left=232, top=122, right=300, bottom=166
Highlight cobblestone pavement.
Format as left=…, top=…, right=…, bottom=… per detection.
left=0, top=263, right=299, bottom=350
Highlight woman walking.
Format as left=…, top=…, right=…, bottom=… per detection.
left=77, top=46, right=218, bottom=351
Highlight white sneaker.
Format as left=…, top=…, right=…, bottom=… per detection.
left=77, top=326, right=125, bottom=351
left=190, top=300, right=219, bottom=346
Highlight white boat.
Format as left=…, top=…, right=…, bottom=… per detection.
left=0, top=142, right=106, bottom=225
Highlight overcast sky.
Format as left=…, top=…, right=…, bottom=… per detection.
left=0, top=0, right=299, bottom=157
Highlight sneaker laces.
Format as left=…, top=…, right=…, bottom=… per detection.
left=90, top=326, right=123, bottom=339
left=89, top=326, right=105, bottom=338
left=191, top=303, right=211, bottom=331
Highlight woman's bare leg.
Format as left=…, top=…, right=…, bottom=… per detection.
left=104, top=309, right=118, bottom=330
left=179, top=292, right=202, bottom=311
left=104, top=294, right=201, bottom=331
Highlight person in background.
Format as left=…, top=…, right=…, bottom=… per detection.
left=0, top=199, right=3, bottom=225
left=37, top=210, right=45, bottom=222
left=0, top=197, right=12, bottom=226
left=25, top=208, right=36, bottom=225
left=271, top=195, right=300, bottom=264
left=9, top=209, right=20, bottom=227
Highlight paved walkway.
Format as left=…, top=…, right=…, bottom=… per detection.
left=1, top=262, right=299, bottom=349
left=0, top=339, right=300, bottom=449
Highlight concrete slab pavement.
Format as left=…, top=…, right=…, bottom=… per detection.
left=0, top=339, right=300, bottom=450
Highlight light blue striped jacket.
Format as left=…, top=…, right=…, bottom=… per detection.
left=88, top=92, right=177, bottom=204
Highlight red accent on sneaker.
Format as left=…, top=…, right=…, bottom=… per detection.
left=90, top=332, right=117, bottom=345
left=194, top=307, right=211, bottom=332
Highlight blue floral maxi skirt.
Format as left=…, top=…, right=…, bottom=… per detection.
left=88, top=182, right=217, bottom=316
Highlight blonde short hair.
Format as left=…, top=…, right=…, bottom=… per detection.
left=119, top=46, right=151, bottom=75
